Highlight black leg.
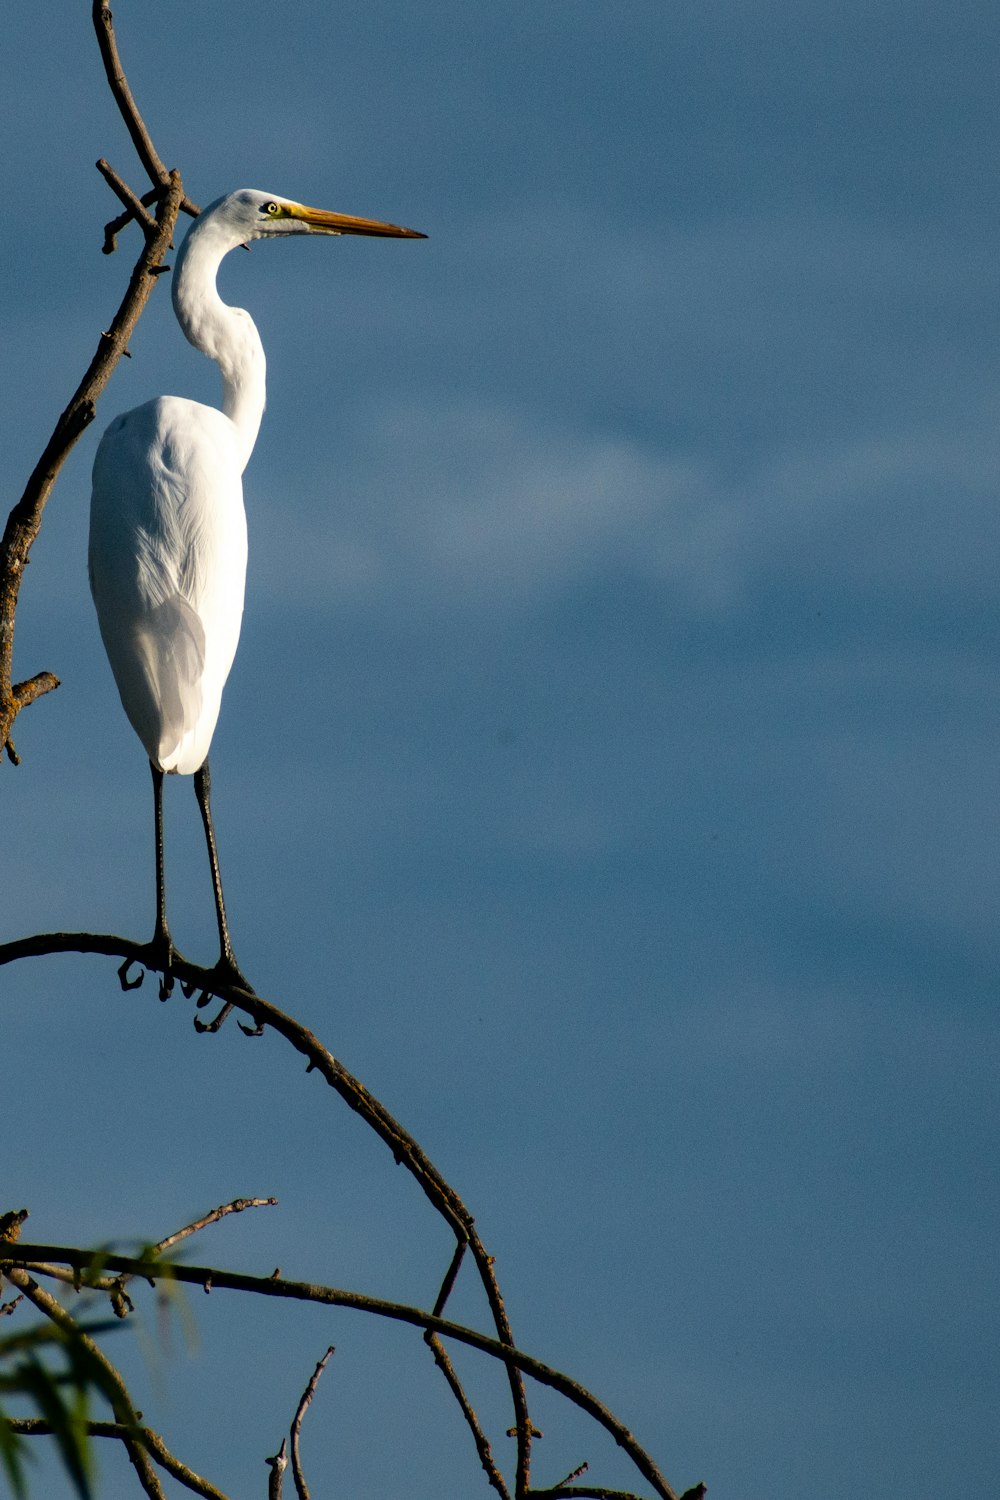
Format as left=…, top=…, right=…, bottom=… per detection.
left=148, top=759, right=177, bottom=997
left=152, top=761, right=168, bottom=944
left=193, top=758, right=251, bottom=991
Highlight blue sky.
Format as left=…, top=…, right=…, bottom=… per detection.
left=3, top=2, right=999, bottom=1496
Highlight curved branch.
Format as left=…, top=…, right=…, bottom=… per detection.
left=92, top=0, right=168, bottom=191
left=2, top=1244, right=679, bottom=1500
left=0, top=926, right=534, bottom=1472
left=91, top=0, right=199, bottom=229
left=289, top=1346, right=333, bottom=1500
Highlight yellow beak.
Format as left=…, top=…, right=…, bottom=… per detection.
left=288, top=202, right=426, bottom=238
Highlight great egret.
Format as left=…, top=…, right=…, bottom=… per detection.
left=89, top=188, right=424, bottom=996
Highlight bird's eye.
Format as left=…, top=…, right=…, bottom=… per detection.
left=262, top=201, right=281, bottom=217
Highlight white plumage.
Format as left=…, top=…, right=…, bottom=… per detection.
left=88, top=188, right=423, bottom=990
left=90, top=396, right=247, bottom=773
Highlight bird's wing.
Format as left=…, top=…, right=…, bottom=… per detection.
left=89, top=397, right=247, bottom=772
left=131, top=594, right=207, bottom=768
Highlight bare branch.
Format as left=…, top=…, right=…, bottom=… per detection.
left=103, top=184, right=199, bottom=257
left=1, top=1244, right=679, bottom=1500
left=151, top=1197, right=279, bottom=1259
left=432, top=1239, right=467, bottom=1318
left=289, top=1346, right=334, bottom=1500
left=10, top=1419, right=229, bottom=1500
left=96, top=157, right=158, bottom=235
left=531, top=1491, right=651, bottom=1500
left=530, top=1487, right=655, bottom=1500
left=91, top=0, right=170, bottom=188
left=426, top=1332, right=510, bottom=1500
left=91, top=3, right=196, bottom=215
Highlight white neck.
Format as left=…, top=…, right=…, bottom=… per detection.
left=171, top=214, right=266, bottom=472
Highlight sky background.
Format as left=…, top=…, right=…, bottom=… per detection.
left=2, top=2, right=999, bottom=1496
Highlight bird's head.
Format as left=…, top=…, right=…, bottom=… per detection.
left=202, top=188, right=426, bottom=244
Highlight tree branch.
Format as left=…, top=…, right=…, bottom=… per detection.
left=95, top=157, right=158, bottom=235
left=530, top=1487, right=658, bottom=1500
left=91, top=0, right=170, bottom=190
left=91, top=2, right=197, bottom=217
left=426, top=1331, right=510, bottom=1500
left=1, top=1244, right=679, bottom=1500
left=9, top=1418, right=229, bottom=1500
left=289, top=1346, right=333, bottom=1500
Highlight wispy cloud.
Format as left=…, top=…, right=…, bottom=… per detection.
left=249, top=383, right=1000, bottom=621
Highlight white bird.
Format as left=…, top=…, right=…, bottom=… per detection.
left=89, top=189, right=424, bottom=997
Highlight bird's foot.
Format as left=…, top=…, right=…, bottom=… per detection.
left=118, top=930, right=186, bottom=1000
left=192, top=952, right=262, bottom=1035
left=212, top=951, right=256, bottom=995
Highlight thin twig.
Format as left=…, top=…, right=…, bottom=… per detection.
left=432, top=1239, right=467, bottom=1317
left=289, top=1346, right=334, bottom=1500
left=1, top=1244, right=679, bottom=1500
left=90, top=0, right=195, bottom=219
left=552, top=1462, right=590, bottom=1487
left=426, top=1332, right=510, bottom=1500
left=152, top=1197, right=279, bottom=1259
left=425, top=1243, right=513, bottom=1494
left=103, top=184, right=200, bottom=256
left=530, top=1487, right=653, bottom=1500
left=96, top=157, right=158, bottom=234
left=9, top=1418, right=229, bottom=1500
left=25, top=1197, right=278, bottom=1306
left=92, top=0, right=170, bottom=187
